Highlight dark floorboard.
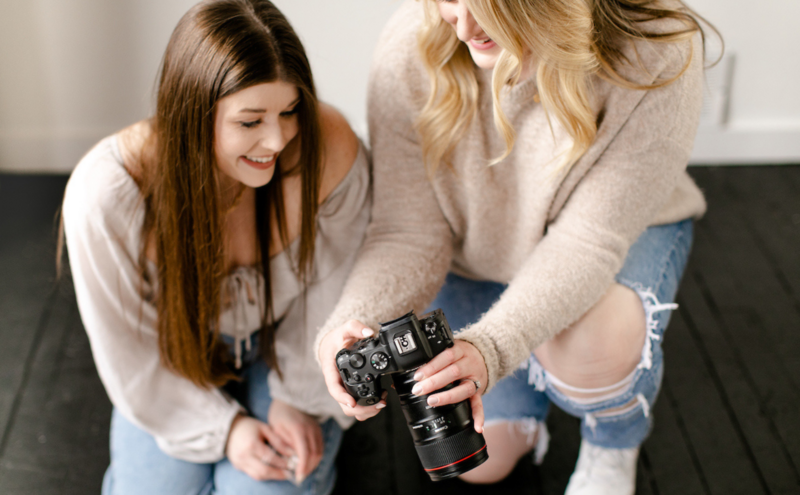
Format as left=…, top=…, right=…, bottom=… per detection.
left=1, top=166, right=799, bottom=494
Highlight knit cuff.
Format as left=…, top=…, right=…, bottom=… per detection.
left=454, top=326, right=500, bottom=394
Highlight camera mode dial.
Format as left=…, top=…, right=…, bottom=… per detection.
left=370, top=352, right=389, bottom=370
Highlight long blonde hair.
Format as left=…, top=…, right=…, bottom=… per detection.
left=416, top=0, right=716, bottom=174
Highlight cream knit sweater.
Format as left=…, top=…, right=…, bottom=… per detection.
left=317, top=0, right=706, bottom=392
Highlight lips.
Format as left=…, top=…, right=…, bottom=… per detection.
left=469, top=37, right=497, bottom=51
left=241, top=154, right=277, bottom=170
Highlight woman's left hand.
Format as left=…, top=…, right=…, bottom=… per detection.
left=409, top=339, right=488, bottom=433
left=267, top=399, right=324, bottom=484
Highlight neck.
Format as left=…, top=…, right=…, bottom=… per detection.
left=217, top=174, right=251, bottom=214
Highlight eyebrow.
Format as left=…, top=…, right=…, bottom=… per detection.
left=238, top=97, right=301, bottom=114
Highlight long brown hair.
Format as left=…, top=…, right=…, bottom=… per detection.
left=139, top=0, right=321, bottom=387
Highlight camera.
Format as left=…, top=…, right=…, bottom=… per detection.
left=335, top=309, right=488, bottom=481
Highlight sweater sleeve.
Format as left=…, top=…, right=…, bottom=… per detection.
left=456, top=38, right=705, bottom=390
left=314, top=7, right=453, bottom=350
left=63, top=142, right=243, bottom=463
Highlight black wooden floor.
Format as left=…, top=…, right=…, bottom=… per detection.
left=0, top=166, right=798, bottom=495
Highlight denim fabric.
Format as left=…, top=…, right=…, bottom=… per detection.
left=428, top=220, right=693, bottom=449
left=101, top=357, right=343, bottom=495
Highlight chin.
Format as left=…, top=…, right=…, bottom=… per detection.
left=239, top=170, right=276, bottom=189
left=469, top=51, right=500, bottom=70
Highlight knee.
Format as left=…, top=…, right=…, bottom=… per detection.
left=536, top=284, right=646, bottom=387
left=459, top=465, right=515, bottom=485
left=457, top=421, right=541, bottom=485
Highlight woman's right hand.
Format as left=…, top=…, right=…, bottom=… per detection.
left=319, top=320, right=387, bottom=421
left=225, top=414, right=295, bottom=481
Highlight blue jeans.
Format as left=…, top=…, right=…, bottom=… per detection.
left=429, top=220, right=693, bottom=449
left=101, top=358, right=343, bottom=495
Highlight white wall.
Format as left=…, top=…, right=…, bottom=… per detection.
left=689, top=0, right=800, bottom=164
left=273, top=0, right=404, bottom=139
left=0, top=0, right=401, bottom=173
left=0, top=0, right=798, bottom=172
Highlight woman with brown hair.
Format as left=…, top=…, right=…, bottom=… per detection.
left=61, top=0, right=370, bottom=493
left=317, top=0, right=715, bottom=493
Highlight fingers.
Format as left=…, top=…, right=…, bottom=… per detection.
left=412, top=346, right=463, bottom=382
left=411, top=340, right=487, bottom=408
left=470, top=393, right=485, bottom=433
left=337, top=319, right=375, bottom=343
left=424, top=378, right=478, bottom=407
left=258, top=423, right=293, bottom=459
left=241, top=456, right=288, bottom=481
left=341, top=396, right=387, bottom=421
left=321, top=362, right=357, bottom=408
left=413, top=361, right=464, bottom=396
left=243, top=438, right=290, bottom=481
left=290, top=430, right=309, bottom=483
left=302, top=426, right=324, bottom=478
left=320, top=320, right=376, bottom=409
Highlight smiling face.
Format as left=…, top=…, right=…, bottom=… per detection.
left=213, top=80, right=300, bottom=189
left=437, top=0, right=502, bottom=70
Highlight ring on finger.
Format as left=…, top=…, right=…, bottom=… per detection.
left=471, top=379, right=481, bottom=394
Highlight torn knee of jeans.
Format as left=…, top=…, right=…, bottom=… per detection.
left=584, top=394, right=651, bottom=436
left=509, top=418, right=550, bottom=465
left=619, top=280, right=678, bottom=371
left=519, top=355, right=548, bottom=392
left=591, top=393, right=651, bottom=420
left=547, top=368, right=636, bottom=404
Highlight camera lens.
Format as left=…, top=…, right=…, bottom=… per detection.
left=392, top=370, right=489, bottom=481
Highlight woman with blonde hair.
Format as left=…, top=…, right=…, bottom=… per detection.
left=62, top=0, right=370, bottom=493
left=317, top=0, right=713, bottom=493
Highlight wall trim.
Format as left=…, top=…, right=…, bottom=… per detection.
left=0, top=128, right=117, bottom=174
left=2, top=125, right=799, bottom=173
left=690, top=126, right=800, bottom=165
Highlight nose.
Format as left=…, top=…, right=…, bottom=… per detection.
left=259, top=121, right=288, bottom=153
left=454, top=3, right=484, bottom=42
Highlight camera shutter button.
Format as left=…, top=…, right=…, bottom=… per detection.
left=349, top=354, right=366, bottom=369
left=425, top=321, right=437, bottom=335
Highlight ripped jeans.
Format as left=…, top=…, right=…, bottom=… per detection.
left=428, top=220, right=693, bottom=450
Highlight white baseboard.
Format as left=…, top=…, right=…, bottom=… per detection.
left=690, top=126, right=800, bottom=165
left=1, top=125, right=798, bottom=173
left=0, top=128, right=116, bottom=174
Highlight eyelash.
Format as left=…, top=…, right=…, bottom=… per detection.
left=239, top=107, right=299, bottom=128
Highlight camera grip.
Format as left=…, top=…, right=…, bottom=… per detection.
left=336, top=344, right=387, bottom=406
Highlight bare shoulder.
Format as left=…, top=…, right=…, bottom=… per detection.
left=318, top=103, right=360, bottom=202
left=117, top=120, right=152, bottom=182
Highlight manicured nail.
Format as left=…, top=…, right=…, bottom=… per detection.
left=411, top=384, right=422, bottom=395
left=376, top=403, right=386, bottom=410
left=413, top=371, right=423, bottom=381
left=362, top=328, right=374, bottom=337
left=427, top=396, right=439, bottom=406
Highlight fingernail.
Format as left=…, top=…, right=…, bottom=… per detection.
left=427, top=396, right=439, bottom=406
left=362, top=328, right=374, bottom=337
left=375, top=403, right=386, bottom=409
left=411, top=384, right=422, bottom=395
left=413, top=371, right=423, bottom=381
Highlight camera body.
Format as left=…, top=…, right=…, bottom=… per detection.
left=335, top=309, right=453, bottom=406
left=336, top=309, right=488, bottom=481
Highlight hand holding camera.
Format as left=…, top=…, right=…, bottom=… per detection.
left=324, top=310, right=489, bottom=480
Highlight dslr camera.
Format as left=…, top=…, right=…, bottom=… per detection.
left=335, top=309, right=488, bottom=480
